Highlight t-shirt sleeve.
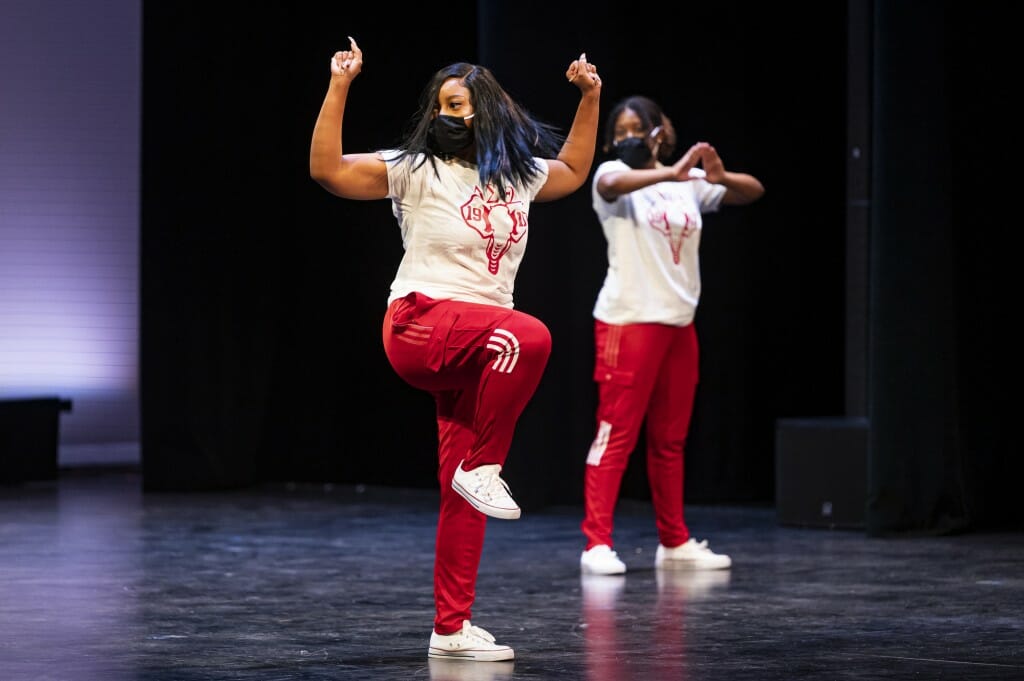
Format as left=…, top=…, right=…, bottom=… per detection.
left=526, top=157, right=551, bottom=200
left=383, top=151, right=426, bottom=222
left=591, top=159, right=627, bottom=220
left=687, top=167, right=727, bottom=213
left=383, top=150, right=425, bottom=202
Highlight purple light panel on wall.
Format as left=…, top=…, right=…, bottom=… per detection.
left=0, top=0, right=141, bottom=452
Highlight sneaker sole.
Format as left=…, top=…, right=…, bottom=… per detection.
left=451, top=479, right=521, bottom=520
left=428, top=647, right=515, bottom=662
left=580, top=562, right=626, bottom=575
left=427, top=658, right=516, bottom=678
left=656, top=559, right=732, bottom=571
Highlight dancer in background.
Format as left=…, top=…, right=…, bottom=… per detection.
left=578, top=95, right=764, bottom=576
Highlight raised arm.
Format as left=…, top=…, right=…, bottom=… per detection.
left=309, top=36, right=389, bottom=200
left=535, top=53, right=602, bottom=202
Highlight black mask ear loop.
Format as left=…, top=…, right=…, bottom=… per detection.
left=649, top=125, right=663, bottom=162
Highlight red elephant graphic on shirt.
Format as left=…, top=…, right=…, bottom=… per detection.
left=460, top=184, right=530, bottom=274
left=645, top=189, right=697, bottom=265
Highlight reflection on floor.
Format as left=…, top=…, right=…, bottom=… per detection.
left=1, top=468, right=1022, bottom=680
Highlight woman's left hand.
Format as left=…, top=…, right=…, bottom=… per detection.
left=566, top=52, right=601, bottom=94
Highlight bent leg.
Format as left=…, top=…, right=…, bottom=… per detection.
left=383, top=294, right=551, bottom=469
left=459, top=309, right=551, bottom=469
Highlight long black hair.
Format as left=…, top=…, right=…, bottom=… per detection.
left=391, top=63, right=564, bottom=199
left=602, top=95, right=677, bottom=164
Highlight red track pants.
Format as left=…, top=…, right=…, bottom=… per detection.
left=581, top=320, right=699, bottom=551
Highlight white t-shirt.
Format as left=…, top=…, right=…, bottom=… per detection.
left=591, top=160, right=727, bottom=326
left=383, top=151, right=549, bottom=308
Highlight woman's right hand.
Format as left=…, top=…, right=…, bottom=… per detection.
left=330, top=36, right=363, bottom=82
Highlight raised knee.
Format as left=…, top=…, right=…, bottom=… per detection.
left=519, top=323, right=551, bottom=365
left=497, top=317, right=551, bottom=360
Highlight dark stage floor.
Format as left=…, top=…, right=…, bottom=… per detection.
left=1, top=468, right=1022, bottom=680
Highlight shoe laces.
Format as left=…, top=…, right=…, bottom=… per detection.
left=462, top=621, right=496, bottom=643
left=469, top=465, right=511, bottom=500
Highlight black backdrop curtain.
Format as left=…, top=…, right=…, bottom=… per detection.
left=866, top=2, right=1016, bottom=534
left=140, top=1, right=1019, bottom=533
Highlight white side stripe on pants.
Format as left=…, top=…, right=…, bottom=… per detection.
left=586, top=420, right=612, bottom=465
left=487, top=329, right=520, bottom=374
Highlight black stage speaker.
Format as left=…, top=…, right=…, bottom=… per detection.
left=0, top=397, right=72, bottom=484
left=775, top=418, right=868, bottom=529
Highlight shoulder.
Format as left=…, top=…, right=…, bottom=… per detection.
left=383, top=151, right=434, bottom=184
left=381, top=149, right=425, bottom=166
left=593, top=159, right=628, bottom=185
left=595, top=159, right=628, bottom=175
left=528, top=156, right=551, bottom=189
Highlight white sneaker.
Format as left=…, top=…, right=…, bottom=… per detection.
left=580, top=544, right=627, bottom=575
left=655, top=538, right=732, bottom=570
left=428, top=620, right=515, bottom=661
left=452, top=461, right=521, bottom=520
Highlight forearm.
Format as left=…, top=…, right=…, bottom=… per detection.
left=556, top=91, right=601, bottom=179
left=597, top=166, right=675, bottom=200
left=719, top=171, right=765, bottom=205
left=309, top=77, right=351, bottom=182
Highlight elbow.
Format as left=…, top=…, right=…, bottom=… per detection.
left=309, top=151, right=336, bottom=185
left=309, top=169, right=337, bottom=197
left=595, top=176, right=612, bottom=199
left=570, top=174, right=589, bottom=195
left=737, top=180, right=765, bottom=205
left=596, top=179, right=621, bottom=202
left=309, top=165, right=333, bottom=189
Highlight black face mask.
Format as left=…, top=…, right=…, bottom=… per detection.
left=613, top=136, right=653, bottom=169
left=429, top=114, right=475, bottom=155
